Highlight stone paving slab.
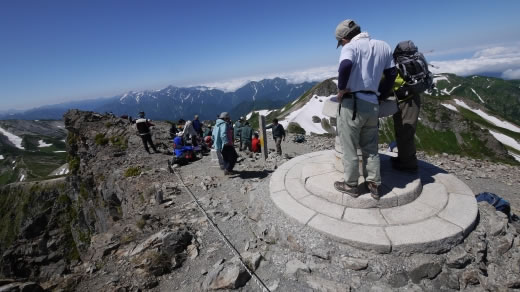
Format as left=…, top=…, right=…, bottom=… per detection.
left=271, top=190, right=316, bottom=225
left=286, top=162, right=305, bottom=180
left=270, top=150, right=478, bottom=254
left=301, top=163, right=337, bottom=181
left=307, top=214, right=391, bottom=254
left=385, top=217, right=463, bottom=254
left=343, top=208, right=388, bottom=225
left=432, top=173, right=474, bottom=196
left=300, top=195, right=345, bottom=219
left=285, top=178, right=312, bottom=200
left=437, top=193, right=479, bottom=236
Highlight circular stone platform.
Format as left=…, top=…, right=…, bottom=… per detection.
left=270, top=150, right=478, bottom=254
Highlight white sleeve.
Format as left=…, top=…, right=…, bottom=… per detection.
left=339, top=46, right=354, bottom=63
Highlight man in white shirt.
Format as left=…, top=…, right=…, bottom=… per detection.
left=333, top=19, right=397, bottom=200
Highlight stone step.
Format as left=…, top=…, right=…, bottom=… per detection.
left=297, top=150, right=422, bottom=208
left=269, top=150, right=478, bottom=254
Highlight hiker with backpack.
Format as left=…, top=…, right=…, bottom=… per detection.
left=135, top=111, right=159, bottom=154
left=388, top=40, right=433, bottom=173
left=212, top=112, right=238, bottom=175
left=333, top=19, right=397, bottom=200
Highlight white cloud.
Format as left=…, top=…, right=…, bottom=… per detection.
left=502, top=68, right=520, bottom=79
left=201, top=66, right=337, bottom=92
left=430, top=44, right=520, bottom=79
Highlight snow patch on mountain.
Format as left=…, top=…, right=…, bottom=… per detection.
left=454, top=99, right=520, bottom=133
left=252, top=84, right=258, bottom=101
left=471, top=88, right=485, bottom=103
left=489, top=130, right=520, bottom=153
left=246, top=109, right=273, bottom=120
left=441, top=84, right=461, bottom=95
left=0, top=127, right=25, bottom=149
left=442, top=103, right=458, bottom=112
left=38, top=140, right=52, bottom=147
left=278, top=94, right=331, bottom=135
left=433, top=75, right=451, bottom=84
left=509, top=151, right=520, bottom=162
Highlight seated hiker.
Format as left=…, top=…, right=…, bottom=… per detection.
left=251, top=133, right=261, bottom=153
left=181, top=120, right=200, bottom=147
left=202, top=125, right=212, bottom=138
left=173, top=133, right=194, bottom=160
left=240, top=121, right=253, bottom=151
left=204, top=135, right=213, bottom=148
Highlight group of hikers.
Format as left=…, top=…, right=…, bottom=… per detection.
left=134, top=18, right=432, bottom=188
left=134, top=110, right=286, bottom=175
left=333, top=19, right=432, bottom=200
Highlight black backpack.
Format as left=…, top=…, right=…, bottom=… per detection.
left=393, top=40, right=433, bottom=97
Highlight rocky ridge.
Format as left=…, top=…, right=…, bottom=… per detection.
left=0, top=110, right=519, bottom=291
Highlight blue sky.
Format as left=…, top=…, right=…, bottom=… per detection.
left=1, top=0, right=519, bottom=110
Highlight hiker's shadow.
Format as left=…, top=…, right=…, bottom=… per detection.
left=374, top=154, right=448, bottom=197
left=237, top=170, right=273, bottom=180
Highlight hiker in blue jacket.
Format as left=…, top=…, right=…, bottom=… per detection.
left=212, top=112, right=237, bottom=175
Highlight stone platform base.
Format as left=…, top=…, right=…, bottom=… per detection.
left=269, top=150, right=478, bottom=254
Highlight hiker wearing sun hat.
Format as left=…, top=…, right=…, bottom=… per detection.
left=333, top=19, right=397, bottom=200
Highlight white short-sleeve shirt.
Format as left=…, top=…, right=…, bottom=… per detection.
left=339, top=32, right=394, bottom=104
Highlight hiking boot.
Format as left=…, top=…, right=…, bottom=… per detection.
left=224, top=170, right=236, bottom=176
left=334, top=181, right=359, bottom=198
left=366, top=182, right=380, bottom=200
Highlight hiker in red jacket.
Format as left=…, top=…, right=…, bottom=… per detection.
left=251, top=133, right=261, bottom=153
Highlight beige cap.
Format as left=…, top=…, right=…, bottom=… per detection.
left=335, top=19, right=360, bottom=48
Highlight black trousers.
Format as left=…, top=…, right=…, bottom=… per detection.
left=392, top=94, right=420, bottom=168
left=140, top=134, right=157, bottom=153
left=221, top=145, right=237, bottom=171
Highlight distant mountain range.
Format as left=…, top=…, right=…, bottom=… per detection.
left=0, top=78, right=317, bottom=121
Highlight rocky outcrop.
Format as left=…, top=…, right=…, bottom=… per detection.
left=0, top=179, right=82, bottom=282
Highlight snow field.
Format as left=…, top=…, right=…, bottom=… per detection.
left=433, top=75, right=451, bottom=84
left=470, top=88, right=485, bottom=103
left=278, top=94, right=333, bottom=135
left=246, top=109, right=273, bottom=120
left=441, top=103, right=458, bottom=112
left=38, top=140, right=53, bottom=147
left=454, top=99, right=520, bottom=133
left=489, top=130, right=520, bottom=153
left=0, top=127, right=24, bottom=149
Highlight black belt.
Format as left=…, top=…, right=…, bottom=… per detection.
left=338, top=91, right=377, bottom=120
